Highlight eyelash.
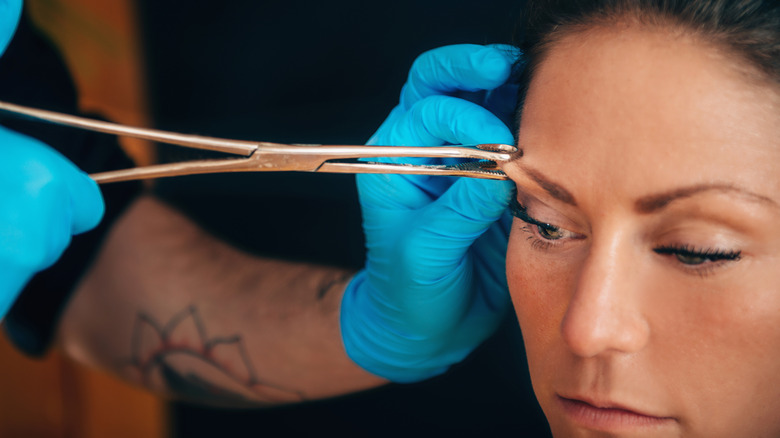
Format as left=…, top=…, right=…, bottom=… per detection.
left=509, top=197, right=576, bottom=250
left=653, top=245, right=742, bottom=275
left=509, top=197, right=743, bottom=274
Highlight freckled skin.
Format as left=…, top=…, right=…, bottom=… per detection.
left=505, top=23, right=780, bottom=437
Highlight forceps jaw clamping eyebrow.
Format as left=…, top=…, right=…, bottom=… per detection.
left=0, top=100, right=516, bottom=183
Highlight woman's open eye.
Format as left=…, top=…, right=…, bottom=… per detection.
left=537, top=223, right=566, bottom=240
left=509, top=197, right=579, bottom=249
left=675, top=252, right=708, bottom=265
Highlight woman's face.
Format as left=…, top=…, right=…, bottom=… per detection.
left=505, top=25, right=780, bottom=437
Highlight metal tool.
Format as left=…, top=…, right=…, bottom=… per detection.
left=0, top=100, right=515, bottom=184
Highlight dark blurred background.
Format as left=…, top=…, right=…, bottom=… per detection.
left=0, top=1, right=548, bottom=437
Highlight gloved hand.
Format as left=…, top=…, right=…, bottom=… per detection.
left=0, top=128, right=104, bottom=320
left=341, top=44, right=522, bottom=382
left=0, top=0, right=105, bottom=320
left=0, top=0, right=22, bottom=57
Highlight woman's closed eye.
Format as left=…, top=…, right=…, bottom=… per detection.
left=653, top=245, right=742, bottom=276
left=509, top=197, right=582, bottom=250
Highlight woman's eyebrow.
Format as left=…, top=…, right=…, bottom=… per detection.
left=513, top=166, right=777, bottom=213
left=515, top=165, right=578, bottom=206
left=634, top=184, right=777, bottom=214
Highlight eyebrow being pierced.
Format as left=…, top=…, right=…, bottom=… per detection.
left=516, top=165, right=578, bottom=206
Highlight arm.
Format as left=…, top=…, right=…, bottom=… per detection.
left=58, top=195, right=383, bottom=407
left=55, top=44, right=520, bottom=407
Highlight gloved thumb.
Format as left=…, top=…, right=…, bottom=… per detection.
left=422, top=177, right=514, bottom=250
left=401, top=177, right=513, bottom=340
left=67, top=171, right=104, bottom=235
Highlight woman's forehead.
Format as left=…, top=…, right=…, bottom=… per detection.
left=514, top=25, right=780, bottom=204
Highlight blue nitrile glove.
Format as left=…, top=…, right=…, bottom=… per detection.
left=0, top=0, right=104, bottom=319
left=0, top=0, right=22, bottom=57
left=0, top=127, right=104, bottom=320
left=341, top=44, right=522, bottom=382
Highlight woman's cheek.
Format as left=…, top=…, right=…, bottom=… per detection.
left=507, top=223, right=577, bottom=345
left=508, top=227, right=553, bottom=338
left=506, top=231, right=529, bottom=312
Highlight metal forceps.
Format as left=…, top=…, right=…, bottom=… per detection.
left=0, top=101, right=515, bottom=184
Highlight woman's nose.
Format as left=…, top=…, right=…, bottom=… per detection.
left=560, top=237, right=650, bottom=358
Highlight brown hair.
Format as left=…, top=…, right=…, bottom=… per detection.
left=512, top=0, right=780, bottom=132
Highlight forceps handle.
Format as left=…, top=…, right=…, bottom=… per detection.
left=89, top=143, right=514, bottom=183
left=89, top=157, right=510, bottom=183
left=0, top=100, right=515, bottom=183
left=0, top=100, right=261, bottom=155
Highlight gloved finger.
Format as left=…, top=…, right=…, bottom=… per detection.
left=415, top=177, right=514, bottom=269
left=15, top=156, right=74, bottom=269
left=467, top=209, right=515, bottom=315
left=1, top=127, right=105, bottom=236
left=400, top=44, right=517, bottom=109
left=366, top=105, right=405, bottom=146
left=358, top=96, right=514, bottom=209
left=436, top=176, right=514, bottom=232
left=424, top=219, right=511, bottom=352
left=382, top=95, right=513, bottom=198
left=0, top=0, right=22, bottom=57
left=0, top=185, right=71, bottom=273
left=67, top=171, right=105, bottom=235
left=470, top=222, right=511, bottom=311
left=382, top=95, right=514, bottom=158
left=40, top=185, right=72, bottom=269
left=366, top=107, right=455, bottom=198
left=360, top=96, right=514, bottom=211
left=388, top=178, right=513, bottom=331
left=454, top=81, right=521, bottom=128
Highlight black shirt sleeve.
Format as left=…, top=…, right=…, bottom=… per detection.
left=0, top=10, right=142, bottom=356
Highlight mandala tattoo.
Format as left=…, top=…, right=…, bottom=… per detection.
left=126, top=305, right=305, bottom=406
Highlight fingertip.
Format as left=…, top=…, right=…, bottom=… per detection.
left=422, top=96, right=515, bottom=146
left=366, top=105, right=406, bottom=145
left=487, top=44, right=523, bottom=63
left=428, top=177, right=514, bottom=238
left=469, top=46, right=514, bottom=87
left=455, top=177, right=514, bottom=214
left=69, top=172, right=105, bottom=234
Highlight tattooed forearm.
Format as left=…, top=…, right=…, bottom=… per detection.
left=59, top=197, right=385, bottom=407
left=126, top=306, right=304, bottom=407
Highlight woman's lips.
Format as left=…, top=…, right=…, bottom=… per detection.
left=557, top=394, right=676, bottom=431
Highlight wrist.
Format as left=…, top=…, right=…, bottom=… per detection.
left=339, top=270, right=450, bottom=383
